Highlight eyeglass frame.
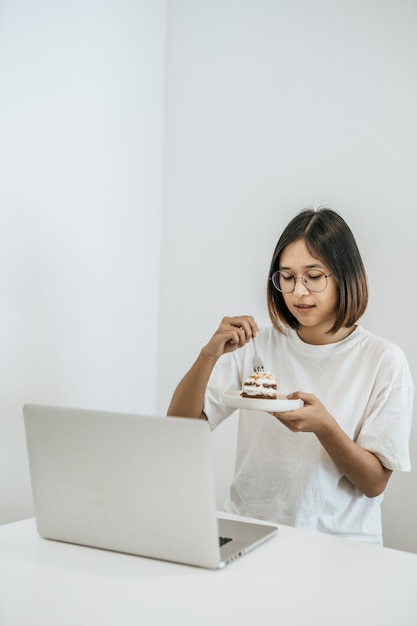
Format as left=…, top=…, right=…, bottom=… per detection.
left=270, top=269, right=334, bottom=294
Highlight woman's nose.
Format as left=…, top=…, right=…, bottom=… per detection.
left=293, top=277, right=310, bottom=295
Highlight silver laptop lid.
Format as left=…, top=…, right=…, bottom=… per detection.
left=23, top=405, right=222, bottom=568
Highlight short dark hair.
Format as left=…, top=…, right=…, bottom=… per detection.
left=267, top=208, right=368, bottom=334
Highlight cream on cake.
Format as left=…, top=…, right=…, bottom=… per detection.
left=241, top=372, right=278, bottom=399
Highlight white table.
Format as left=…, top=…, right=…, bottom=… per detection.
left=1, top=516, right=416, bottom=625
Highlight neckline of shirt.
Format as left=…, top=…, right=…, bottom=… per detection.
left=288, top=325, right=363, bottom=356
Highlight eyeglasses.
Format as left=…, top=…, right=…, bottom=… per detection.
left=270, top=269, right=333, bottom=294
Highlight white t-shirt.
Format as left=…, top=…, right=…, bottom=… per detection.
left=204, top=325, right=414, bottom=544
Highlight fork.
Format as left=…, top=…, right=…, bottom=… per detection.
left=252, top=336, right=264, bottom=373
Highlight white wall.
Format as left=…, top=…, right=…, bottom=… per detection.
left=158, top=0, right=417, bottom=552
left=0, top=0, right=166, bottom=523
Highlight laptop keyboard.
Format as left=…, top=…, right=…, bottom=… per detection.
left=219, top=536, right=233, bottom=547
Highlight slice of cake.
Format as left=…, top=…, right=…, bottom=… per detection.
left=241, top=372, right=278, bottom=399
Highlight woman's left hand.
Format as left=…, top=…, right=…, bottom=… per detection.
left=269, top=391, right=334, bottom=434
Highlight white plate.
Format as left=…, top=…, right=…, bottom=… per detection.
left=222, top=390, right=304, bottom=412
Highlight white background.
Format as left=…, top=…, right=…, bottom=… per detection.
left=1, top=0, right=416, bottom=553
left=0, top=0, right=166, bottom=521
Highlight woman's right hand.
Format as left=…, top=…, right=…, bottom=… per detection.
left=167, top=315, right=258, bottom=419
left=201, top=316, right=258, bottom=359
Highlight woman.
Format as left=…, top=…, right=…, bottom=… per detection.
left=167, top=208, right=414, bottom=544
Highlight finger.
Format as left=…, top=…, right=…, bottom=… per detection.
left=224, top=329, right=246, bottom=351
left=231, top=316, right=258, bottom=341
left=269, top=410, right=301, bottom=422
left=286, top=391, right=315, bottom=404
left=233, top=329, right=246, bottom=345
left=269, top=409, right=296, bottom=418
left=236, top=326, right=250, bottom=346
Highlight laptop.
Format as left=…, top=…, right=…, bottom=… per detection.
left=23, top=404, right=278, bottom=569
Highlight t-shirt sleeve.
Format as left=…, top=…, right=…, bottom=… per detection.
left=357, top=348, right=414, bottom=472
left=204, top=351, right=243, bottom=430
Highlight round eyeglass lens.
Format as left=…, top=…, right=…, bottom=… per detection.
left=302, top=270, right=328, bottom=292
